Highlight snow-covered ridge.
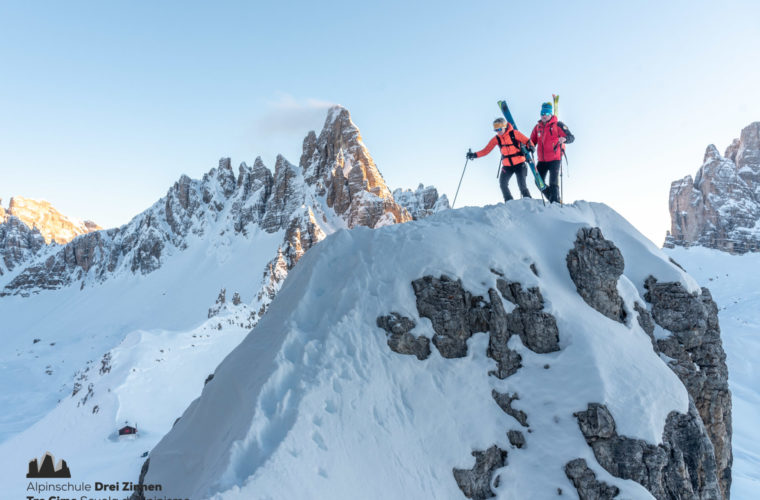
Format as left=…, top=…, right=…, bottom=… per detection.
left=136, top=201, right=730, bottom=499
left=393, top=183, right=450, bottom=220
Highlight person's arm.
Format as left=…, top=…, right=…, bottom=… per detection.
left=530, top=126, right=538, bottom=146
left=557, top=121, right=574, bottom=144
left=514, top=129, right=531, bottom=146
left=474, top=136, right=498, bottom=158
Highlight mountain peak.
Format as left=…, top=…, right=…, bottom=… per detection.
left=2, top=196, right=100, bottom=245
left=665, top=120, right=760, bottom=253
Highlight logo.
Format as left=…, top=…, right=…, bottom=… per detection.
left=26, top=452, right=71, bottom=478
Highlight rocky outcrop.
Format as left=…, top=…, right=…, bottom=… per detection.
left=453, top=446, right=507, bottom=500
left=378, top=270, right=563, bottom=497
left=392, top=184, right=450, bottom=220
left=507, top=430, right=525, bottom=449
left=644, top=278, right=732, bottom=497
left=496, top=278, right=560, bottom=353
left=299, top=106, right=412, bottom=228
left=566, top=227, right=626, bottom=323
left=564, top=458, right=620, bottom=500
left=492, top=390, right=528, bottom=427
left=411, top=275, right=488, bottom=358
left=0, top=214, right=46, bottom=276
left=376, top=312, right=431, bottom=360
left=665, top=122, right=760, bottom=253
left=0, top=197, right=100, bottom=278
left=574, top=402, right=721, bottom=499
left=2, top=196, right=100, bottom=245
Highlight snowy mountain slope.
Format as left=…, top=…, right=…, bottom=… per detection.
left=0, top=224, right=283, bottom=441
left=0, top=302, right=254, bottom=494
left=664, top=246, right=760, bottom=499
left=133, top=201, right=729, bottom=499
left=0, top=106, right=448, bottom=445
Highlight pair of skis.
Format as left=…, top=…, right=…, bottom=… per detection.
left=497, top=100, right=547, bottom=197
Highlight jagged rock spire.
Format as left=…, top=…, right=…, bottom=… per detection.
left=665, top=121, right=760, bottom=253
left=300, top=105, right=411, bottom=228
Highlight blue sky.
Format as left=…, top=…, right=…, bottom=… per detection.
left=1, top=0, right=758, bottom=244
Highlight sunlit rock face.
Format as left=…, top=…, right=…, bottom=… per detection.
left=0, top=197, right=100, bottom=277
left=665, top=122, right=760, bottom=254
left=4, top=197, right=100, bottom=244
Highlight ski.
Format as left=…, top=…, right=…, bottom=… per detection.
left=497, top=100, right=546, bottom=192
left=552, top=94, right=559, bottom=117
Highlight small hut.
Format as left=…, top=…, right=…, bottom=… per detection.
left=118, top=425, right=138, bottom=436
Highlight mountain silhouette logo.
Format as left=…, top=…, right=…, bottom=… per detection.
left=26, top=452, right=71, bottom=478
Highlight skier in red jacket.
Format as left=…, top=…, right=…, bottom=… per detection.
left=529, top=102, right=574, bottom=203
left=467, top=117, right=534, bottom=202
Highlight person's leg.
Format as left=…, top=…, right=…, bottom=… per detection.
left=516, top=164, right=531, bottom=198
left=537, top=161, right=550, bottom=186
left=499, top=167, right=514, bottom=201
left=548, top=160, right=561, bottom=203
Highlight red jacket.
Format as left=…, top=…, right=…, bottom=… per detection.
left=475, top=123, right=531, bottom=167
left=529, top=115, right=573, bottom=162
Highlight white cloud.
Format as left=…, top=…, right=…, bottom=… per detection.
left=254, top=93, right=337, bottom=137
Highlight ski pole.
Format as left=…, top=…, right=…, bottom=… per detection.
left=452, top=150, right=472, bottom=209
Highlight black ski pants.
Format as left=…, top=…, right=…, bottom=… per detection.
left=499, top=163, right=531, bottom=202
left=537, top=160, right=561, bottom=203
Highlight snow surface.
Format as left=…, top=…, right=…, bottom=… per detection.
left=665, top=246, right=760, bottom=499
left=0, top=224, right=282, bottom=441
left=139, top=201, right=693, bottom=499
left=1, top=200, right=741, bottom=500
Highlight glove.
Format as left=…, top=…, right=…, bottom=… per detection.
left=526, top=144, right=535, bottom=153
left=466, top=151, right=477, bottom=160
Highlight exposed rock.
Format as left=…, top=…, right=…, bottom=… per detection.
left=261, top=156, right=302, bottom=233
left=376, top=313, right=431, bottom=360
left=574, top=403, right=617, bottom=441
left=574, top=403, right=721, bottom=500
left=300, top=106, right=411, bottom=229
left=564, top=458, right=620, bottom=500
left=3, top=196, right=101, bottom=244
left=128, top=458, right=150, bottom=500
left=486, top=288, right=522, bottom=379
left=391, top=273, right=557, bottom=369
left=392, top=183, right=450, bottom=220
left=208, top=289, right=226, bottom=318
left=492, top=390, right=528, bottom=427
left=644, top=277, right=732, bottom=497
left=497, top=279, right=560, bottom=353
left=411, top=275, right=479, bottom=358
left=633, top=302, right=658, bottom=352
left=566, top=227, right=626, bottom=323
left=453, top=445, right=507, bottom=500
left=0, top=214, right=45, bottom=275
left=507, top=430, right=525, bottom=449
left=665, top=122, right=760, bottom=254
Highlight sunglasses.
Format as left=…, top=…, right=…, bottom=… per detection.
left=494, top=127, right=505, bottom=132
